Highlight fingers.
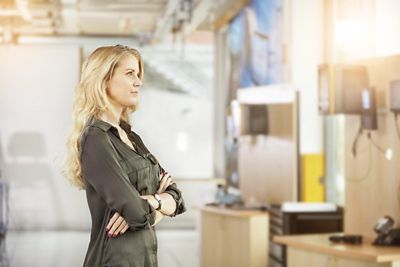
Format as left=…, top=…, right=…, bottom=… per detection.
left=158, top=171, right=167, bottom=180
left=106, top=212, right=128, bottom=237
left=120, top=224, right=129, bottom=234
left=157, top=173, right=173, bottom=194
left=158, top=178, right=173, bottom=194
left=108, top=216, right=124, bottom=237
left=158, top=173, right=168, bottom=193
left=115, top=220, right=128, bottom=235
left=163, top=177, right=173, bottom=191
left=106, top=212, right=120, bottom=231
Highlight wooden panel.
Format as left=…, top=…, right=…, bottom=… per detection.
left=200, top=208, right=269, bottom=267
left=249, top=215, right=269, bottom=267
left=288, top=248, right=328, bottom=267
left=287, top=248, right=391, bottom=267
left=274, top=233, right=400, bottom=263
left=212, top=0, right=250, bottom=29
left=201, top=212, right=249, bottom=267
left=239, top=101, right=299, bottom=204
left=199, top=205, right=268, bottom=217
left=336, top=257, right=391, bottom=267
left=344, top=55, right=400, bottom=237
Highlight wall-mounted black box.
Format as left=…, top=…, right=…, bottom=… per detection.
left=318, top=64, right=369, bottom=115
left=390, top=80, right=400, bottom=114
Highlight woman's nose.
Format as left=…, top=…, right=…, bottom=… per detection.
left=133, top=77, right=143, bottom=87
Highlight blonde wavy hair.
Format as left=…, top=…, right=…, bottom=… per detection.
left=61, top=45, right=144, bottom=189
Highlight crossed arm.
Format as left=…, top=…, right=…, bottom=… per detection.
left=106, top=171, right=177, bottom=237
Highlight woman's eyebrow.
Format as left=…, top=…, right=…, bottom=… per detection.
left=125, top=68, right=136, bottom=72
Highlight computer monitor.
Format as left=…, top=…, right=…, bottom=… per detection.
left=318, top=64, right=369, bottom=115
left=240, top=104, right=269, bottom=136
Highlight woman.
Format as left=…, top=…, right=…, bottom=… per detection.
left=63, top=44, right=186, bottom=267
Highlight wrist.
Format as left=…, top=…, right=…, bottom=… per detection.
left=153, top=194, right=162, bottom=210
left=150, top=197, right=158, bottom=210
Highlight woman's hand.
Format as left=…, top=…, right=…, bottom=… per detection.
left=106, top=212, right=128, bottom=238
left=140, top=195, right=159, bottom=210
left=140, top=196, right=165, bottom=226
left=158, top=171, right=173, bottom=194
left=152, top=210, right=164, bottom=226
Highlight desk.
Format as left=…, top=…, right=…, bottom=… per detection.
left=274, top=233, right=400, bottom=267
left=200, top=206, right=269, bottom=267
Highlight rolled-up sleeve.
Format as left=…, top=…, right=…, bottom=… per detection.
left=80, top=127, right=156, bottom=230
left=132, top=131, right=186, bottom=218
left=164, top=183, right=186, bottom=217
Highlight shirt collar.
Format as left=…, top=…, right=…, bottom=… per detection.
left=119, top=120, right=132, bottom=132
left=88, top=115, right=132, bottom=132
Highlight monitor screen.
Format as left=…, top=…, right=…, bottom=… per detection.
left=240, top=104, right=269, bottom=135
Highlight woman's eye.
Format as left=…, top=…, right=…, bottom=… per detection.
left=126, top=72, right=133, bottom=76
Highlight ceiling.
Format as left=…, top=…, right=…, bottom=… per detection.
left=0, top=0, right=219, bottom=44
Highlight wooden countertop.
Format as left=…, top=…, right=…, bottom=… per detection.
left=198, top=205, right=268, bottom=217
left=274, top=233, right=400, bottom=263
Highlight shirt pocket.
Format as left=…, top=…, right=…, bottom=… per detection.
left=125, top=166, right=150, bottom=195
left=118, top=155, right=148, bottom=189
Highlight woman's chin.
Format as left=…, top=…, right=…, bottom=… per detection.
left=125, top=98, right=138, bottom=107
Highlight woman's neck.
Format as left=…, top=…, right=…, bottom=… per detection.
left=100, top=104, right=123, bottom=127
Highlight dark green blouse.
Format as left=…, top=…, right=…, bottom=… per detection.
left=80, top=116, right=186, bottom=267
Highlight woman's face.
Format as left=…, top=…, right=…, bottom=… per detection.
left=106, top=54, right=142, bottom=108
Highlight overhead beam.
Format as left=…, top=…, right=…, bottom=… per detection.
left=212, top=0, right=249, bottom=29
left=182, top=0, right=212, bottom=36
left=77, top=2, right=165, bottom=12
left=151, top=0, right=180, bottom=43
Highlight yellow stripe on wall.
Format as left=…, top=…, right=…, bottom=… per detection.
left=301, top=154, right=325, bottom=202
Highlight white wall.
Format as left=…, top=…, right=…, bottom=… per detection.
left=132, top=90, right=213, bottom=178
left=289, top=0, right=324, bottom=154
left=375, top=0, right=400, bottom=56
left=0, top=45, right=88, bottom=230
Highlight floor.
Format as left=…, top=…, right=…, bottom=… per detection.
left=2, top=230, right=199, bottom=267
